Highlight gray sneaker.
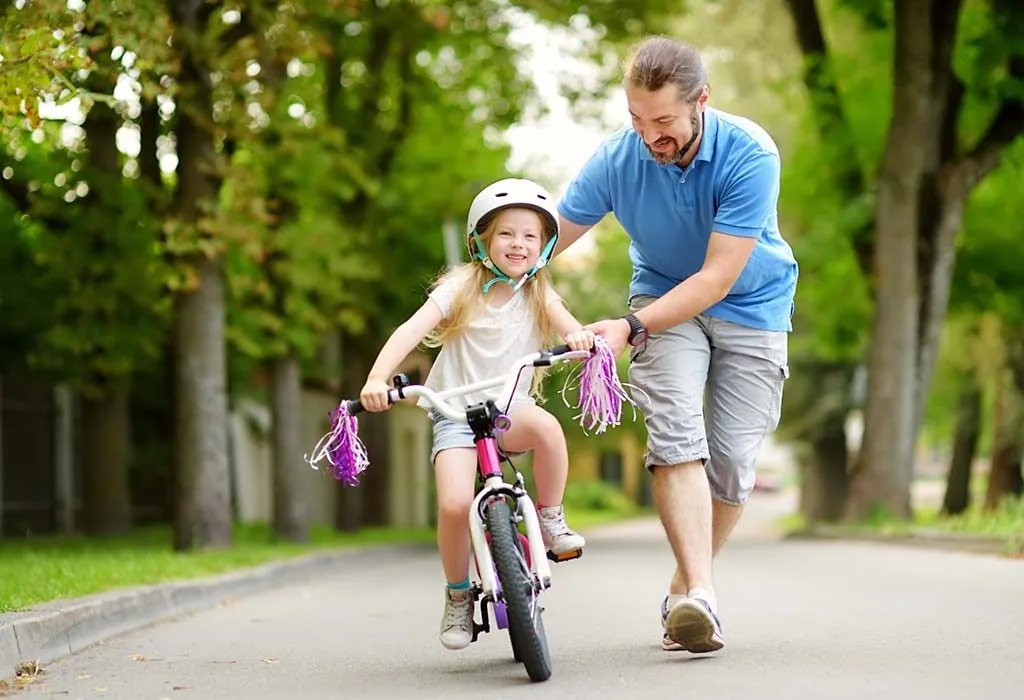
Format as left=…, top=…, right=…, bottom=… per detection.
left=539, top=505, right=585, bottom=560
left=439, top=589, right=474, bottom=650
left=661, top=596, right=725, bottom=653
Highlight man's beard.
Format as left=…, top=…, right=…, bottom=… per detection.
left=648, top=110, right=703, bottom=165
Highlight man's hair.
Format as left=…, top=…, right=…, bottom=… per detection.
left=623, top=36, right=707, bottom=103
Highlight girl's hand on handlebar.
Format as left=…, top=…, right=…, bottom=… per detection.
left=359, top=378, right=392, bottom=412
left=563, top=328, right=596, bottom=352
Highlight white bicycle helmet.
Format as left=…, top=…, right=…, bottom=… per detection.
left=465, top=178, right=560, bottom=292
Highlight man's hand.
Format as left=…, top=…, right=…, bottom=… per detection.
left=584, top=317, right=631, bottom=357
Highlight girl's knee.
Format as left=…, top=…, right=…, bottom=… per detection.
left=438, top=495, right=472, bottom=521
left=534, top=411, right=566, bottom=447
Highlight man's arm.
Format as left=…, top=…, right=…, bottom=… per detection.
left=587, top=232, right=756, bottom=353
left=633, top=232, right=757, bottom=334
left=553, top=215, right=594, bottom=258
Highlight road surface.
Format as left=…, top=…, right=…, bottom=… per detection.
left=18, top=491, right=1024, bottom=699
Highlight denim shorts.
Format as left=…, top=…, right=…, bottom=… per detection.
left=627, top=295, right=789, bottom=505
left=429, top=411, right=528, bottom=464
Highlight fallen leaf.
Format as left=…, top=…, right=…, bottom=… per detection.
left=15, top=660, right=42, bottom=677
left=131, top=653, right=163, bottom=662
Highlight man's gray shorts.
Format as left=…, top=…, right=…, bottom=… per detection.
left=628, top=295, right=789, bottom=505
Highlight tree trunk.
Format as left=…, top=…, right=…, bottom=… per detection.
left=911, top=0, right=965, bottom=445
left=334, top=332, right=393, bottom=532
left=169, top=0, right=231, bottom=551
left=270, top=353, right=308, bottom=542
left=914, top=193, right=966, bottom=440
left=79, top=45, right=135, bottom=538
left=984, top=372, right=1023, bottom=510
left=81, top=384, right=133, bottom=536
left=138, top=96, right=163, bottom=192
left=847, top=0, right=934, bottom=521
left=941, top=372, right=980, bottom=516
left=799, top=411, right=849, bottom=523
left=173, top=256, right=231, bottom=549
left=985, top=336, right=1024, bottom=510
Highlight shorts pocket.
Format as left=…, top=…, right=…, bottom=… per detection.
left=764, top=362, right=789, bottom=433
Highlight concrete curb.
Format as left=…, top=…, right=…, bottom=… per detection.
left=785, top=525, right=1018, bottom=556
left=0, top=543, right=425, bottom=676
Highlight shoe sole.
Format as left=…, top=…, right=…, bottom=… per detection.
left=661, top=635, right=685, bottom=651
left=440, top=640, right=472, bottom=651
left=665, top=601, right=724, bottom=653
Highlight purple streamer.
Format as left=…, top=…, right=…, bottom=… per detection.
left=569, top=337, right=638, bottom=434
left=304, top=402, right=370, bottom=486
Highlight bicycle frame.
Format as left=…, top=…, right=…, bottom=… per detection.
left=352, top=346, right=589, bottom=602
left=464, top=402, right=551, bottom=601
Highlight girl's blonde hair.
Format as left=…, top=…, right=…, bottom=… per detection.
left=422, top=209, right=559, bottom=399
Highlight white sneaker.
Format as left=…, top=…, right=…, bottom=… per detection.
left=439, top=589, right=474, bottom=650
left=661, top=596, right=725, bottom=653
left=538, top=505, right=585, bottom=559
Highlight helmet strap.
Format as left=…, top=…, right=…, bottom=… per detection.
left=470, top=228, right=559, bottom=295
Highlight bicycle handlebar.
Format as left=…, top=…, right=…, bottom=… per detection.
left=344, top=344, right=591, bottom=421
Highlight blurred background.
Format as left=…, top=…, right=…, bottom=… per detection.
left=1, top=0, right=1022, bottom=551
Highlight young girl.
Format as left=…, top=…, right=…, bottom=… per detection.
left=359, top=178, right=595, bottom=651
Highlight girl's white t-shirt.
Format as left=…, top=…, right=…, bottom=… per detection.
left=421, top=277, right=561, bottom=412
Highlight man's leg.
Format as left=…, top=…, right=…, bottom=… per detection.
left=712, top=500, right=743, bottom=557
left=627, top=299, right=717, bottom=651
left=705, top=317, right=790, bottom=553
left=654, top=461, right=713, bottom=596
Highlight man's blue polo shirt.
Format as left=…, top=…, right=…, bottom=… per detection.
left=558, top=107, right=798, bottom=332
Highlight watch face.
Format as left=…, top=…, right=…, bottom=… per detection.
left=630, top=329, right=648, bottom=347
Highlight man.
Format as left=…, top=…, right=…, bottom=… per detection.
left=555, top=36, right=798, bottom=653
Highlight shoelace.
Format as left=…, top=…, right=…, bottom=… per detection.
left=444, top=596, right=472, bottom=631
left=541, top=514, right=572, bottom=537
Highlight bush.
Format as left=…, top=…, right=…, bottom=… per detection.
left=563, top=481, right=635, bottom=512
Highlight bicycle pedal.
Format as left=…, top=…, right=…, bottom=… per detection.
left=546, top=548, right=583, bottom=563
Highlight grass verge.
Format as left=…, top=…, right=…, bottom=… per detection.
left=781, top=494, right=1024, bottom=555
left=0, top=523, right=435, bottom=614
left=0, top=505, right=643, bottom=614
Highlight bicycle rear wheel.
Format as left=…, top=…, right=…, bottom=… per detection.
left=485, top=498, right=551, bottom=682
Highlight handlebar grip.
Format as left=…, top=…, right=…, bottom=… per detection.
left=344, top=389, right=400, bottom=415
left=534, top=343, right=592, bottom=367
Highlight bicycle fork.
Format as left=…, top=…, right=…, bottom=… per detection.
left=469, top=477, right=553, bottom=602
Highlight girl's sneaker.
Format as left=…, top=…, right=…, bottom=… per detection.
left=439, top=588, right=474, bottom=650
left=539, top=505, right=586, bottom=559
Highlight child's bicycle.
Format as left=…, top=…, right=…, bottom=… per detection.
left=340, top=344, right=591, bottom=682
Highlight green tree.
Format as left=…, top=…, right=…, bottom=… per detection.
left=783, top=0, right=1024, bottom=520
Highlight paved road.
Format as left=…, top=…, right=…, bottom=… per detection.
left=20, top=492, right=1024, bottom=699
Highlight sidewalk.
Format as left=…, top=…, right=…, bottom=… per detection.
left=0, top=544, right=423, bottom=677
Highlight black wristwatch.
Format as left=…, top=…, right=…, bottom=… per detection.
left=622, top=313, right=649, bottom=347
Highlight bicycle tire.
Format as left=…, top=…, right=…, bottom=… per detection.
left=485, top=498, right=551, bottom=682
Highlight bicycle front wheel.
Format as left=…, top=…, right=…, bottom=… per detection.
left=485, top=498, right=551, bottom=682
